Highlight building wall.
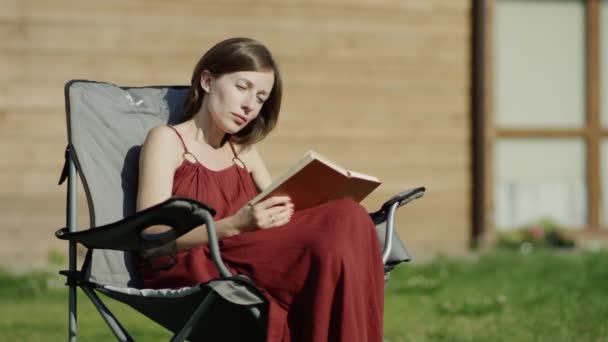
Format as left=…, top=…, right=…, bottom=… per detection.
left=0, top=0, right=471, bottom=267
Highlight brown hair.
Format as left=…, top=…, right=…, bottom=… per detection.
left=183, top=37, right=282, bottom=146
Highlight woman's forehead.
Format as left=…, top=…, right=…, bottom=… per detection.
left=224, top=70, right=274, bottom=86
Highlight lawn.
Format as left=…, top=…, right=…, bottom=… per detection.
left=1, top=248, right=606, bottom=341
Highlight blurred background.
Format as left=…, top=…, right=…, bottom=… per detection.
left=2, top=0, right=608, bottom=340
left=2, top=0, right=607, bottom=269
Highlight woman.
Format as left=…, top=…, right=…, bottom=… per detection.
left=136, top=37, right=384, bottom=342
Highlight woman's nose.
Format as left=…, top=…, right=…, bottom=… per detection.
left=241, top=94, right=255, bottom=114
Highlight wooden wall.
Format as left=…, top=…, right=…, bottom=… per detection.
left=0, top=0, right=471, bottom=268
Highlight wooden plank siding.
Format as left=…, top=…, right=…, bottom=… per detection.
left=0, top=0, right=471, bottom=267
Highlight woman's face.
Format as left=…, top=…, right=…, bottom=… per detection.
left=201, top=70, right=275, bottom=135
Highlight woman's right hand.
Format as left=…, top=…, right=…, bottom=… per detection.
left=231, top=196, right=294, bottom=233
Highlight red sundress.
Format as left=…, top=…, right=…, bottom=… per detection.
left=137, top=126, right=385, bottom=342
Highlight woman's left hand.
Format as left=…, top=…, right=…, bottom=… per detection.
left=231, top=196, right=294, bottom=232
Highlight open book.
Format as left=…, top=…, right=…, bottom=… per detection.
left=248, top=151, right=381, bottom=210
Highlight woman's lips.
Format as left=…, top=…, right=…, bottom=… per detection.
left=232, top=112, right=247, bottom=125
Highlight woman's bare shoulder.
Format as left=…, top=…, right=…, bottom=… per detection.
left=145, top=125, right=183, bottom=149
left=146, top=125, right=177, bottom=140
left=142, top=125, right=183, bottom=165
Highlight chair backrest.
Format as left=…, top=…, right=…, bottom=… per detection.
left=66, top=80, right=189, bottom=287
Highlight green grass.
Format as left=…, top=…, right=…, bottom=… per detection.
left=1, top=248, right=607, bottom=341
left=384, top=248, right=608, bottom=342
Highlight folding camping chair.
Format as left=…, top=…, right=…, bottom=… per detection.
left=55, top=80, right=425, bottom=341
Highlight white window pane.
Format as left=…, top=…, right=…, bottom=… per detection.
left=601, top=0, right=608, bottom=127
left=602, top=140, right=608, bottom=227
left=495, top=138, right=587, bottom=230
left=495, top=0, right=585, bottom=127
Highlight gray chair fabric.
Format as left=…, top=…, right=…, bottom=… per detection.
left=66, top=80, right=189, bottom=286
left=375, top=220, right=411, bottom=265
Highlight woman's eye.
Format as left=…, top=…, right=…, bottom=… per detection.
left=236, top=85, right=246, bottom=91
left=257, top=97, right=265, bottom=104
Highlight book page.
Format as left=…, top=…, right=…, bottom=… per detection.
left=348, top=170, right=381, bottom=183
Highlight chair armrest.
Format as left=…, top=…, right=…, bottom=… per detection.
left=379, top=187, right=426, bottom=213
left=55, top=197, right=235, bottom=278
left=55, top=197, right=215, bottom=251
left=370, top=187, right=426, bottom=225
left=369, top=187, right=425, bottom=265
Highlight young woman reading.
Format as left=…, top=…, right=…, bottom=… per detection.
left=136, top=37, right=384, bottom=342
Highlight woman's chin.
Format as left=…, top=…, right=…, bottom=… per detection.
left=222, top=123, right=244, bottom=135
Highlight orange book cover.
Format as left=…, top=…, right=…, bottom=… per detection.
left=249, top=151, right=381, bottom=210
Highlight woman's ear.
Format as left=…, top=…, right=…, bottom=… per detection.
left=200, top=70, right=213, bottom=93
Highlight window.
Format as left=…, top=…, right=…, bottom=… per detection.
left=495, top=138, right=587, bottom=230
left=495, top=1, right=586, bottom=128
left=492, top=0, right=606, bottom=232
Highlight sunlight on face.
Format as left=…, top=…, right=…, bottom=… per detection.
left=203, top=70, right=275, bottom=135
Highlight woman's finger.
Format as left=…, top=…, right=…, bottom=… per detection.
left=275, top=210, right=293, bottom=226
left=258, top=196, right=292, bottom=210
left=271, top=215, right=291, bottom=227
left=265, top=204, right=292, bottom=217
left=251, top=203, right=290, bottom=225
left=259, top=206, right=294, bottom=229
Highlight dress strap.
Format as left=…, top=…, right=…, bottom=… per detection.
left=228, top=140, right=246, bottom=169
left=167, top=126, right=189, bottom=153
left=228, top=140, right=238, bottom=158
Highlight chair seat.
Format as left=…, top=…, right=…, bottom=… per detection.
left=99, top=277, right=267, bottom=341
left=101, top=278, right=264, bottom=304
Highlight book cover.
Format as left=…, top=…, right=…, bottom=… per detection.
left=249, top=151, right=381, bottom=210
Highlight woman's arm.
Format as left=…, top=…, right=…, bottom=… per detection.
left=136, top=126, right=228, bottom=250
left=240, top=145, right=273, bottom=191
left=136, top=126, right=181, bottom=213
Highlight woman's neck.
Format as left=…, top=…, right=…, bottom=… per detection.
left=192, top=109, right=226, bottom=149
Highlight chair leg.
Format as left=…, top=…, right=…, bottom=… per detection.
left=81, top=286, right=134, bottom=342
left=384, top=271, right=391, bottom=289
left=68, top=281, right=77, bottom=342
left=170, top=291, right=218, bottom=342
left=67, top=153, right=78, bottom=342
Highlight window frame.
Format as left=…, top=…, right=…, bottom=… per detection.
left=481, top=0, right=607, bottom=237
